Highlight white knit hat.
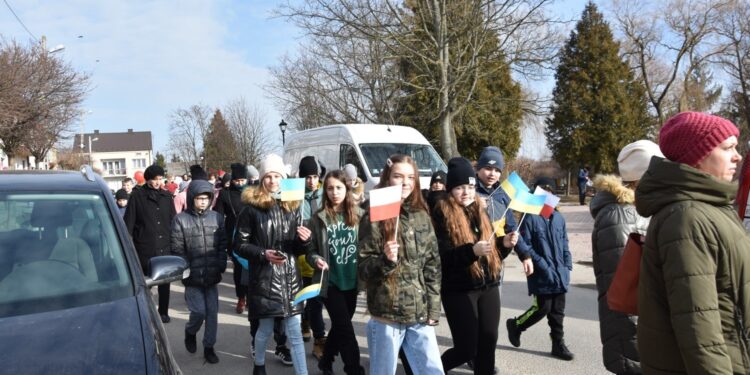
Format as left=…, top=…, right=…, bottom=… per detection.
left=617, top=140, right=664, bottom=182
left=259, top=154, right=287, bottom=179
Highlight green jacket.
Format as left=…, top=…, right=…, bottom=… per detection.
left=305, top=206, right=365, bottom=297
left=358, top=203, right=441, bottom=324
left=635, top=157, right=750, bottom=375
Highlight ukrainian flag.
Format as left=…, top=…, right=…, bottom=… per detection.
left=500, top=172, right=528, bottom=199
left=293, top=283, right=322, bottom=305
left=508, top=189, right=546, bottom=215
left=280, top=178, right=306, bottom=201
left=493, top=216, right=506, bottom=237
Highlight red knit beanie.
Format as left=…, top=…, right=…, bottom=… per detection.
left=659, top=112, right=739, bottom=166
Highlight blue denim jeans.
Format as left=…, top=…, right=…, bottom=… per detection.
left=366, top=319, right=444, bottom=375
left=255, top=314, right=307, bottom=375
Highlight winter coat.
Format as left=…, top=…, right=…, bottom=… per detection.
left=635, top=157, right=750, bottom=375
left=233, top=187, right=306, bottom=320
left=590, top=175, right=648, bottom=375
left=171, top=180, right=228, bottom=287
left=298, top=187, right=323, bottom=278
left=213, top=183, right=244, bottom=252
left=476, top=180, right=528, bottom=261
left=124, top=184, right=176, bottom=273
left=431, top=201, right=511, bottom=293
left=515, top=210, right=572, bottom=296
left=358, top=202, right=441, bottom=324
left=305, top=206, right=365, bottom=297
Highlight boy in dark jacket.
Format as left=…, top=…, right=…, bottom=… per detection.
left=506, top=176, right=574, bottom=361
left=171, top=180, right=228, bottom=364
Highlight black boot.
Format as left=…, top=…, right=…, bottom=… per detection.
left=506, top=318, right=522, bottom=347
left=253, top=364, right=267, bottom=375
left=204, top=347, right=219, bottom=364
left=184, top=331, right=197, bottom=353
left=551, top=338, right=574, bottom=361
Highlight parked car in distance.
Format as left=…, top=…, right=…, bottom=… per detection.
left=0, top=167, right=187, bottom=374
left=283, top=124, right=447, bottom=191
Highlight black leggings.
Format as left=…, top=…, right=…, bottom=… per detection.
left=232, top=257, right=247, bottom=299
left=441, top=286, right=501, bottom=375
left=321, top=285, right=362, bottom=374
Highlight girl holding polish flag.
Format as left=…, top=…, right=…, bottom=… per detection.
left=358, top=154, right=444, bottom=375
left=305, top=170, right=366, bottom=375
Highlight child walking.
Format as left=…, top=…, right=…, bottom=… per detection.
left=170, top=179, right=228, bottom=364
left=506, top=176, right=574, bottom=361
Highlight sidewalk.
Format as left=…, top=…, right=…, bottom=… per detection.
left=164, top=204, right=603, bottom=374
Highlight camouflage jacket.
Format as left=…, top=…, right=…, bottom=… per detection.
left=358, top=203, right=441, bottom=324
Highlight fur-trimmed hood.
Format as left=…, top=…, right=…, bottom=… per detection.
left=241, top=185, right=301, bottom=211
left=589, top=174, right=634, bottom=218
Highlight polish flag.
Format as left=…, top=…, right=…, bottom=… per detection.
left=369, top=185, right=403, bottom=222
left=534, top=186, right=561, bottom=219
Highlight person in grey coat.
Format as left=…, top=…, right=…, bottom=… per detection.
left=589, top=140, right=663, bottom=374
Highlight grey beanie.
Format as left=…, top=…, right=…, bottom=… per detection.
left=476, top=146, right=505, bottom=171
left=247, top=165, right=259, bottom=179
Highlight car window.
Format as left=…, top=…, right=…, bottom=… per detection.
left=359, top=143, right=446, bottom=177
left=0, top=193, right=133, bottom=318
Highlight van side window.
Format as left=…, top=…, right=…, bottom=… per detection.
left=340, top=144, right=367, bottom=182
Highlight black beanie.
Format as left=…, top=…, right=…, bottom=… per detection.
left=221, top=173, right=232, bottom=185
left=446, top=157, right=476, bottom=191
left=190, top=164, right=208, bottom=181
left=230, top=163, right=247, bottom=180
left=430, top=170, right=447, bottom=186
left=144, top=165, right=165, bottom=181
left=115, top=189, right=128, bottom=200
left=298, top=156, right=320, bottom=177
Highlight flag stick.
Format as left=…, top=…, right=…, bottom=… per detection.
left=515, top=213, right=527, bottom=233
left=394, top=215, right=400, bottom=242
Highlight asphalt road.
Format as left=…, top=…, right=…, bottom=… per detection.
left=160, top=203, right=606, bottom=374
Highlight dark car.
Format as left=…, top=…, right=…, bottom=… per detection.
left=0, top=167, right=186, bottom=374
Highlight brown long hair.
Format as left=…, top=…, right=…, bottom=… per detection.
left=435, top=194, right=502, bottom=280
left=321, top=170, right=359, bottom=227
left=375, top=154, right=428, bottom=243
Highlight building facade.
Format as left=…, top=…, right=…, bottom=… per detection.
left=73, top=129, right=153, bottom=191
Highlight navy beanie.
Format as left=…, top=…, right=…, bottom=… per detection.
left=446, top=157, right=477, bottom=191
left=430, top=170, right=447, bottom=186
left=476, top=146, right=505, bottom=171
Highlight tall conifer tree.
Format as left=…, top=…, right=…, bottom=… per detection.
left=204, top=109, right=238, bottom=172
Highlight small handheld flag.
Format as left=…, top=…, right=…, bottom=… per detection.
left=293, top=283, right=322, bottom=305
left=369, top=185, right=402, bottom=222
left=280, top=178, right=306, bottom=201
left=492, top=216, right=506, bottom=238
left=500, top=172, right=528, bottom=200
left=534, top=186, right=561, bottom=219
left=508, top=189, right=545, bottom=215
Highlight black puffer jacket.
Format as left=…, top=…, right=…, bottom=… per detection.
left=233, top=187, right=306, bottom=320
left=213, top=183, right=244, bottom=252
left=171, top=180, right=228, bottom=287
left=589, top=175, right=647, bottom=375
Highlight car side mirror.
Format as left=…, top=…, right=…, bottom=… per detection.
left=145, top=256, right=189, bottom=287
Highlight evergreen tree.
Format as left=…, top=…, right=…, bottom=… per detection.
left=545, top=2, right=652, bottom=173
left=203, top=109, right=238, bottom=172
left=155, top=152, right=166, bottom=169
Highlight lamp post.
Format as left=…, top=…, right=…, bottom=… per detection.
left=88, top=135, right=98, bottom=164
left=278, top=119, right=288, bottom=146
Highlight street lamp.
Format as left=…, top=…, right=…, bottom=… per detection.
left=88, top=135, right=99, bottom=164
left=278, top=119, right=288, bottom=146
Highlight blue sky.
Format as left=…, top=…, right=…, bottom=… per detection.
left=1, top=0, right=590, bottom=159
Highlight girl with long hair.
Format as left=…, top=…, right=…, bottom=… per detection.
left=306, top=170, right=365, bottom=375
left=432, top=157, right=518, bottom=374
left=233, top=154, right=309, bottom=375
left=358, top=154, right=444, bottom=375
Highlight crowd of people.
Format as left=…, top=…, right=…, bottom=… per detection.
left=115, top=110, right=750, bottom=375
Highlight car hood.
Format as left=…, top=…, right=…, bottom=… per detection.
left=0, top=296, right=146, bottom=374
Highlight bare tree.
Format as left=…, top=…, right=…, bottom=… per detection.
left=611, top=0, right=727, bottom=125
left=0, top=39, right=89, bottom=168
left=277, top=0, right=561, bottom=157
left=224, top=97, right=274, bottom=167
left=715, top=0, right=750, bottom=130
left=167, top=104, right=212, bottom=171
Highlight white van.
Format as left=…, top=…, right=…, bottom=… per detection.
left=283, top=124, right=447, bottom=191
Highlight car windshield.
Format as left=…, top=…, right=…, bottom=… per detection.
left=0, top=193, right=133, bottom=318
left=360, top=143, right=446, bottom=177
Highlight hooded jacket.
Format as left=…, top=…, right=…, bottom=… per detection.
left=590, top=175, right=648, bottom=374
left=358, top=202, right=441, bottom=324
left=233, top=187, right=305, bottom=320
left=515, top=209, right=571, bottom=296
left=635, top=157, right=750, bottom=374
left=170, top=180, right=228, bottom=287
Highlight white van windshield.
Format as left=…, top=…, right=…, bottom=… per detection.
left=360, top=143, right=446, bottom=177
